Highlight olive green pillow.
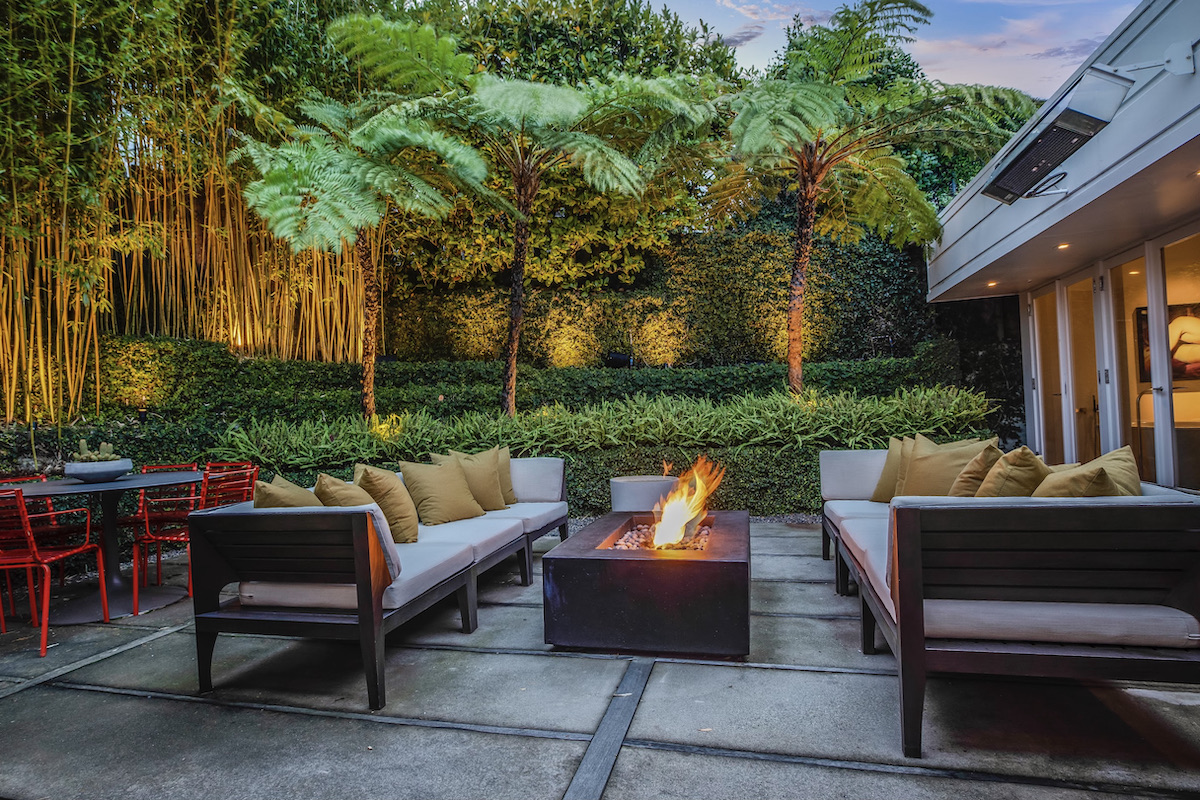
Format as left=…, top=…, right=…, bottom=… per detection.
left=497, top=446, right=518, bottom=505
left=399, top=459, right=485, bottom=525
left=948, top=444, right=1004, bottom=497
left=253, top=474, right=324, bottom=508
left=354, top=464, right=420, bottom=543
left=1088, top=445, right=1142, bottom=495
left=902, top=436, right=997, bottom=497
left=975, top=447, right=1052, bottom=497
left=435, top=447, right=507, bottom=511
left=870, top=438, right=905, bottom=503
left=892, top=437, right=918, bottom=497
left=1032, top=464, right=1124, bottom=497
left=313, top=473, right=376, bottom=507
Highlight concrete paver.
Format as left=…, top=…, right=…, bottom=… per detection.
left=0, top=686, right=587, bottom=800
left=1, top=520, right=1198, bottom=799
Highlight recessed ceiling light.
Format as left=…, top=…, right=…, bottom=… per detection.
left=987, top=281, right=998, bottom=287
left=1057, top=243, right=1070, bottom=250
left=1129, top=270, right=1141, bottom=275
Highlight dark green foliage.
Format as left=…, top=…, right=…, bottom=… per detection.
left=86, top=336, right=963, bottom=422
left=400, top=0, right=743, bottom=85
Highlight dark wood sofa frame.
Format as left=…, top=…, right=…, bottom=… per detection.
left=846, top=502, right=1200, bottom=758
left=189, top=510, right=478, bottom=711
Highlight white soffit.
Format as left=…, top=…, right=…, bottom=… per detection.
left=927, top=0, right=1200, bottom=302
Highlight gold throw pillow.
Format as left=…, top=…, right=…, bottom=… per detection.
left=1032, top=464, right=1124, bottom=497
left=870, top=438, right=904, bottom=503
left=1087, top=445, right=1142, bottom=495
left=975, top=447, right=1052, bottom=497
left=948, top=444, right=1004, bottom=497
left=901, top=435, right=997, bottom=497
left=892, top=437, right=917, bottom=496
left=435, top=447, right=507, bottom=511
left=253, top=474, right=323, bottom=508
left=497, top=446, right=518, bottom=505
left=354, top=464, right=420, bottom=543
left=313, top=473, right=376, bottom=507
left=399, top=459, right=485, bottom=525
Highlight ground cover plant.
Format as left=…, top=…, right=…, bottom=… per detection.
left=0, top=384, right=990, bottom=515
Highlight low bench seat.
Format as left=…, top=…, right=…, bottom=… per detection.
left=820, top=448, right=1200, bottom=758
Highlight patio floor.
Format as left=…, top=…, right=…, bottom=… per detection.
left=2, top=522, right=1200, bottom=799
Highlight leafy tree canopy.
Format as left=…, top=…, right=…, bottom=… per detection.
left=388, top=0, right=744, bottom=85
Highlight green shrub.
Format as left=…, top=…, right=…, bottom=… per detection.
left=195, top=386, right=990, bottom=514
left=87, top=336, right=963, bottom=423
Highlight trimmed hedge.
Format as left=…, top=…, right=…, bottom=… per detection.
left=1, top=386, right=990, bottom=515
left=384, top=231, right=935, bottom=367
left=90, top=336, right=961, bottom=422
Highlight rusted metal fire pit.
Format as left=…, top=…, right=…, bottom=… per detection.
left=543, top=510, right=750, bottom=656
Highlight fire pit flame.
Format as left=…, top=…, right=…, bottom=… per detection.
left=652, top=455, right=724, bottom=548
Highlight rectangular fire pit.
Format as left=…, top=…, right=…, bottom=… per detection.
left=543, top=510, right=750, bottom=656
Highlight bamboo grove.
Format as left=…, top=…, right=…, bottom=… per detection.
left=1, top=0, right=372, bottom=423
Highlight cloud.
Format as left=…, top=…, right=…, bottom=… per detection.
left=723, top=23, right=767, bottom=47
left=907, top=9, right=1131, bottom=94
left=1032, top=37, right=1106, bottom=61
left=715, top=0, right=831, bottom=25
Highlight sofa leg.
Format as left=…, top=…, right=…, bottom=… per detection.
left=195, top=630, right=218, bottom=695
left=558, top=522, right=568, bottom=541
left=517, top=542, right=533, bottom=586
left=457, top=579, right=478, bottom=634
left=361, top=625, right=386, bottom=710
left=859, top=595, right=877, bottom=655
left=835, top=550, right=850, bottom=596
left=821, top=527, right=831, bottom=561
left=899, top=660, right=927, bottom=758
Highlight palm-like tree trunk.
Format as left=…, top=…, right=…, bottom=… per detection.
left=788, top=183, right=818, bottom=393
left=500, top=171, right=538, bottom=417
left=358, top=234, right=379, bottom=419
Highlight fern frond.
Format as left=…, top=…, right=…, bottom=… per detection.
left=470, top=75, right=588, bottom=129
left=537, top=131, right=643, bottom=195
left=328, top=14, right=474, bottom=95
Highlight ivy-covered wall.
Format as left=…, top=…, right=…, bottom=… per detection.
left=383, top=230, right=935, bottom=367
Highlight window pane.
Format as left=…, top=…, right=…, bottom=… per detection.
left=1163, top=233, right=1200, bottom=490
left=1109, top=257, right=1154, bottom=481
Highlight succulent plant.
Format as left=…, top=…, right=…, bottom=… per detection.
left=71, top=439, right=121, bottom=462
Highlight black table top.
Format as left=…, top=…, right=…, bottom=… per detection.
left=0, top=470, right=203, bottom=497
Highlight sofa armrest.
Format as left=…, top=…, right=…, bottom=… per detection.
left=820, top=449, right=887, bottom=501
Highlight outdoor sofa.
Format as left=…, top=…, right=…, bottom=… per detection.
left=820, top=448, right=1200, bottom=758
left=188, top=456, right=568, bottom=709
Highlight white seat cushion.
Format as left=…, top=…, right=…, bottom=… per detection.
left=925, top=599, right=1200, bottom=649
left=838, top=517, right=894, bottom=620
left=417, top=517, right=524, bottom=562
left=509, top=458, right=564, bottom=502
left=239, top=541, right=473, bottom=610
left=486, top=502, right=568, bottom=533
left=823, top=500, right=888, bottom=529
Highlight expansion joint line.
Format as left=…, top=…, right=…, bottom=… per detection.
left=562, top=656, right=655, bottom=800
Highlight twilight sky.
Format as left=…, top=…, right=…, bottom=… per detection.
left=660, top=0, right=1137, bottom=97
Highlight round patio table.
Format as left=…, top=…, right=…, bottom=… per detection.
left=1, top=470, right=203, bottom=623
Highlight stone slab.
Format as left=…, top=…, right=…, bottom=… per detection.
left=604, top=746, right=1107, bottom=800
left=0, top=622, right=152, bottom=678
left=67, top=631, right=626, bottom=732
left=747, top=614, right=892, bottom=669
left=628, top=662, right=1200, bottom=791
left=405, top=601, right=555, bottom=652
left=751, top=580, right=858, bottom=618
left=752, top=554, right=833, bottom=582
left=750, top=536, right=823, bottom=558
left=0, top=685, right=586, bottom=800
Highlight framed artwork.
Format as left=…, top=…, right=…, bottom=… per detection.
left=1136, top=305, right=1200, bottom=382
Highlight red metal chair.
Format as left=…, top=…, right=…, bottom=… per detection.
left=0, top=489, right=109, bottom=654
left=120, top=463, right=200, bottom=588
left=132, top=465, right=257, bottom=615
left=0, top=475, right=73, bottom=621
left=205, top=461, right=257, bottom=474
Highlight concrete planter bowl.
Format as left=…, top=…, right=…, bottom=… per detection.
left=64, top=458, right=133, bottom=483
